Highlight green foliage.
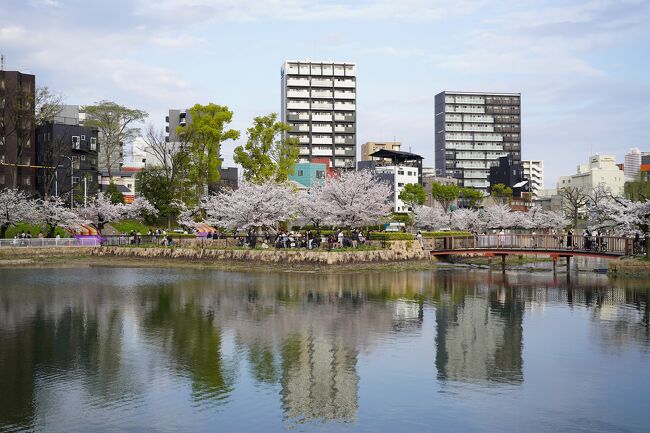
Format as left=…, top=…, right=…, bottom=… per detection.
left=368, top=232, right=414, bottom=240
left=105, top=182, right=124, bottom=204
left=421, top=231, right=472, bottom=238
left=233, top=113, right=300, bottom=183
left=459, top=187, right=484, bottom=208
left=490, top=183, right=513, bottom=198
left=177, top=103, right=240, bottom=201
left=399, top=183, right=426, bottom=208
left=625, top=180, right=650, bottom=201
left=390, top=213, right=412, bottom=223
left=136, top=166, right=173, bottom=221
left=430, top=182, right=460, bottom=211
left=4, top=222, right=68, bottom=239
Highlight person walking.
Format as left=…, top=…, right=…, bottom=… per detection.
left=567, top=229, right=573, bottom=250
left=337, top=230, right=344, bottom=248
left=416, top=230, right=424, bottom=249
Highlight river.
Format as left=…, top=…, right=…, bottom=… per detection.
left=0, top=267, right=649, bottom=432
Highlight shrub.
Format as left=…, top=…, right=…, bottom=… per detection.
left=369, top=232, right=414, bottom=241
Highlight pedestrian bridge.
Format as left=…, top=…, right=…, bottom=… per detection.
left=424, top=234, right=631, bottom=265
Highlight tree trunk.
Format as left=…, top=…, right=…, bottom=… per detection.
left=0, top=224, right=8, bottom=239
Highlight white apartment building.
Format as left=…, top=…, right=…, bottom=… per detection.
left=624, top=147, right=641, bottom=180
left=281, top=60, right=356, bottom=170
left=557, top=154, right=625, bottom=196
left=522, top=160, right=544, bottom=195
left=373, top=165, right=420, bottom=212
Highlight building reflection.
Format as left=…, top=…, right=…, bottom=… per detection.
left=0, top=268, right=649, bottom=431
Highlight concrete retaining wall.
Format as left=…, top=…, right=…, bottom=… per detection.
left=608, top=258, right=650, bottom=276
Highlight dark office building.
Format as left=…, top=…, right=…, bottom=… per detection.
left=435, top=91, right=521, bottom=193
left=489, top=155, right=529, bottom=197
left=0, top=70, right=36, bottom=192
left=35, top=122, right=100, bottom=201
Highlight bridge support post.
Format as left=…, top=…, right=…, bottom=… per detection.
left=552, top=256, right=557, bottom=274
left=566, top=256, right=571, bottom=274
left=501, top=254, right=506, bottom=273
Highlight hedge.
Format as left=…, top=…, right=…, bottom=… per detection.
left=368, top=232, right=414, bottom=241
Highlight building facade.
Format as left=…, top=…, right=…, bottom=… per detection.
left=360, top=141, right=401, bottom=161
left=0, top=70, right=36, bottom=192
left=489, top=155, right=529, bottom=198
left=521, top=160, right=544, bottom=196
left=289, top=162, right=327, bottom=188
left=434, top=91, right=521, bottom=192
left=35, top=122, right=99, bottom=201
left=557, top=154, right=625, bottom=196
left=624, top=148, right=642, bottom=180
left=165, top=108, right=191, bottom=143
left=281, top=60, right=356, bottom=170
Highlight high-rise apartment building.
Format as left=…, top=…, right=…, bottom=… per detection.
left=165, top=109, right=191, bottom=143
left=434, top=91, right=521, bottom=192
left=281, top=60, right=356, bottom=170
left=0, top=70, right=36, bottom=191
left=624, top=147, right=642, bottom=180
left=522, top=160, right=544, bottom=196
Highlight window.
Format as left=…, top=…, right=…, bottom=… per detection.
left=24, top=177, right=31, bottom=186
left=316, top=170, right=325, bottom=179
left=297, top=170, right=304, bottom=176
left=81, top=135, right=86, bottom=141
left=398, top=183, right=404, bottom=187
left=81, top=155, right=86, bottom=161
left=71, top=136, right=80, bottom=149
left=90, top=137, right=97, bottom=150
left=73, top=177, right=80, bottom=184
left=398, top=170, right=404, bottom=175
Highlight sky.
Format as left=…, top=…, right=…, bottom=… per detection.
left=1, top=0, right=649, bottom=187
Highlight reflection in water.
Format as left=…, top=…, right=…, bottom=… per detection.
left=0, top=268, right=648, bottom=432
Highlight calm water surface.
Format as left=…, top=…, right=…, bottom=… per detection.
left=0, top=267, right=649, bottom=432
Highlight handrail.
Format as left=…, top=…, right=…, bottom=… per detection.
left=425, top=234, right=640, bottom=256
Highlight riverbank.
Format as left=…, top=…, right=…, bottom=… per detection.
left=608, top=257, right=650, bottom=276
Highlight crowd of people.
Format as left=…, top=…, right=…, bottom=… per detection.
left=225, top=229, right=369, bottom=250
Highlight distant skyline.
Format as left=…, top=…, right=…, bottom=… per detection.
left=2, top=0, right=649, bottom=187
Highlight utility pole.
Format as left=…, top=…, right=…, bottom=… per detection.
left=84, top=176, right=87, bottom=207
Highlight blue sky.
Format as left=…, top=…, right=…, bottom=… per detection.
left=1, top=0, right=649, bottom=186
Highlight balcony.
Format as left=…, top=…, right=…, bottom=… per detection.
left=313, top=148, right=333, bottom=156
left=286, top=113, right=309, bottom=121
left=312, top=78, right=333, bottom=87
left=334, top=126, right=355, bottom=133
left=334, top=148, right=355, bottom=156
left=298, top=136, right=310, bottom=144
left=334, top=103, right=355, bottom=111
left=312, top=90, right=333, bottom=98
left=311, top=102, right=333, bottom=110
left=312, top=125, right=332, bottom=133
left=299, top=147, right=310, bottom=155
left=313, top=136, right=333, bottom=145
left=334, top=137, right=355, bottom=145
left=334, top=91, right=355, bottom=100
left=335, top=113, right=355, bottom=122
left=312, top=114, right=332, bottom=122
left=287, top=101, right=310, bottom=110
left=287, top=89, right=309, bottom=98
left=287, top=78, right=309, bottom=86
left=291, top=124, right=310, bottom=133
left=335, top=79, right=355, bottom=88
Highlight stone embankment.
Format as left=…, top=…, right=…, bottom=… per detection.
left=608, top=257, right=650, bottom=276
left=92, top=240, right=429, bottom=265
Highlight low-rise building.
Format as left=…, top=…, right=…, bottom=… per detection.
left=289, top=162, right=327, bottom=188
left=489, top=155, right=529, bottom=197
left=557, top=154, right=625, bottom=196
left=360, top=141, right=401, bottom=161
left=422, top=174, right=458, bottom=208
left=358, top=149, right=423, bottom=213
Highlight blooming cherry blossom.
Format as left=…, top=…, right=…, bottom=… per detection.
left=37, top=196, right=87, bottom=237
left=413, top=205, right=449, bottom=231
left=0, top=188, right=33, bottom=238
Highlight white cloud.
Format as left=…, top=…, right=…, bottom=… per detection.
left=150, top=34, right=206, bottom=49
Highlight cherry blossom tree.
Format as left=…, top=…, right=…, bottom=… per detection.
left=37, top=196, right=87, bottom=237
left=203, top=181, right=296, bottom=231
left=413, top=205, right=449, bottom=231
left=321, top=170, right=392, bottom=228
left=173, top=200, right=205, bottom=231
left=0, top=188, right=33, bottom=238
left=590, top=197, right=650, bottom=257
left=298, top=184, right=331, bottom=233
left=78, top=193, right=157, bottom=232
left=450, top=208, right=483, bottom=232
left=481, top=204, right=518, bottom=230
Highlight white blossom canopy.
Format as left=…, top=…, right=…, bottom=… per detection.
left=413, top=205, right=449, bottom=231
left=37, top=196, right=87, bottom=232
left=321, top=170, right=392, bottom=228
left=589, top=197, right=650, bottom=233
left=298, top=184, right=332, bottom=228
left=0, top=188, right=33, bottom=234
left=450, top=208, right=483, bottom=232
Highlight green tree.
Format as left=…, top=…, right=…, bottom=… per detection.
left=399, top=183, right=426, bottom=210
left=490, top=183, right=513, bottom=204
left=82, top=101, right=148, bottom=177
left=105, top=182, right=124, bottom=204
left=459, top=187, right=484, bottom=208
left=430, top=182, right=460, bottom=212
left=136, top=166, right=172, bottom=224
left=177, top=104, right=239, bottom=202
left=233, top=113, right=300, bottom=183
left=625, top=179, right=650, bottom=201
